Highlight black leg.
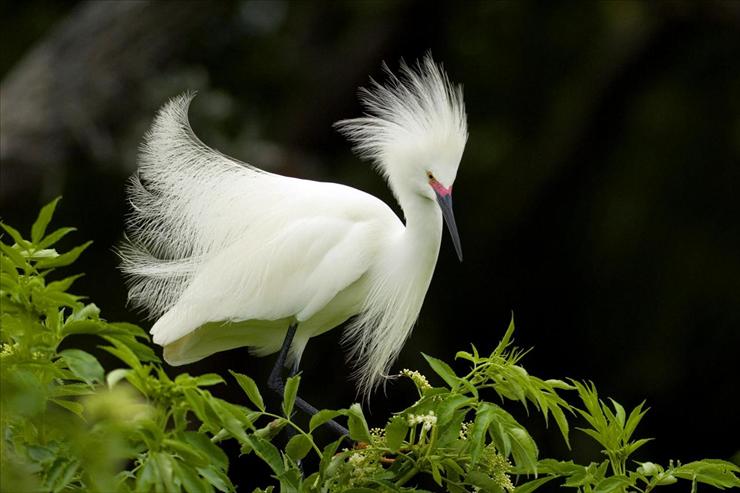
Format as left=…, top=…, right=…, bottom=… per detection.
left=267, top=322, right=349, bottom=437
left=267, top=322, right=297, bottom=395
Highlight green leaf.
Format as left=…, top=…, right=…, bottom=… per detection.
left=36, top=241, right=92, bottom=269
left=437, top=408, right=467, bottom=448
left=514, top=476, right=557, bottom=493
left=1, top=223, right=31, bottom=250
left=152, top=451, right=177, bottom=492
left=347, top=403, right=372, bottom=443
left=507, top=426, right=539, bottom=473
left=536, top=459, right=584, bottom=476
left=194, top=373, right=225, bottom=387
left=319, top=438, right=343, bottom=479
left=106, top=321, right=148, bottom=337
left=623, top=401, right=648, bottom=442
left=221, top=400, right=254, bottom=429
left=384, top=415, right=408, bottom=451
left=442, top=457, right=465, bottom=479
left=183, top=431, right=230, bottom=471
left=32, top=197, right=61, bottom=243
left=309, top=409, right=344, bottom=432
left=173, top=460, right=214, bottom=493
left=455, top=349, right=475, bottom=362
left=544, top=379, right=573, bottom=390
left=163, top=438, right=209, bottom=467
left=26, top=444, right=56, bottom=465
left=183, top=388, right=209, bottom=422
left=486, top=403, right=539, bottom=473
left=38, top=227, right=76, bottom=249
left=100, top=339, right=141, bottom=369
left=436, top=394, right=475, bottom=428
left=422, top=353, right=459, bottom=389
left=45, top=458, right=79, bottom=493
left=562, top=461, right=605, bottom=487
left=593, top=475, right=630, bottom=493
left=466, top=470, right=504, bottom=493
left=430, top=460, right=443, bottom=485
left=104, top=334, right=158, bottom=363
left=607, top=398, right=626, bottom=428
left=673, top=460, right=740, bottom=489
left=62, top=320, right=102, bottom=337
left=209, top=399, right=249, bottom=441
left=470, top=403, right=497, bottom=464
left=494, top=312, right=516, bottom=356
left=283, top=375, right=300, bottom=417
left=196, top=464, right=234, bottom=492
left=0, top=253, right=18, bottom=277
left=549, top=401, right=571, bottom=448
left=4, top=368, right=46, bottom=415
left=50, top=398, right=85, bottom=417
left=285, top=434, right=313, bottom=461
left=135, top=455, right=158, bottom=492
left=50, top=383, right=95, bottom=398
left=230, top=370, right=265, bottom=411
left=242, top=435, right=285, bottom=476
left=46, top=274, right=84, bottom=292
left=36, top=289, right=81, bottom=309
left=624, top=437, right=652, bottom=458
left=0, top=242, right=27, bottom=268
left=58, top=348, right=104, bottom=384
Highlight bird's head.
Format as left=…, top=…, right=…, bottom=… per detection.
left=335, top=55, right=467, bottom=261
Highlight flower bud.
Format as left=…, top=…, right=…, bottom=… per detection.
left=637, top=462, right=660, bottom=475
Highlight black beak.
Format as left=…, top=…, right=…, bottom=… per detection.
left=435, top=191, right=463, bottom=262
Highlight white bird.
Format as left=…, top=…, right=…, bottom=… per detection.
left=120, top=56, right=467, bottom=409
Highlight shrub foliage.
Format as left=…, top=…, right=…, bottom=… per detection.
left=1, top=199, right=738, bottom=492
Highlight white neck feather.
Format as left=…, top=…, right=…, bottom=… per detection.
left=397, top=188, right=443, bottom=266
left=342, top=178, right=444, bottom=398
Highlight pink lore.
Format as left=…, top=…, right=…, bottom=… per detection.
left=429, top=178, right=452, bottom=197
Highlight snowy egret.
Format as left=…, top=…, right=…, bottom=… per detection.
left=120, top=56, right=467, bottom=432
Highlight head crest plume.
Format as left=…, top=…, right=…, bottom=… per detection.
left=334, top=54, right=468, bottom=177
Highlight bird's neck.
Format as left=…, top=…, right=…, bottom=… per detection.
left=397, top=190, right=443, bottom=265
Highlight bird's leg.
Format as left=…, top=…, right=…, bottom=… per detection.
left=267, top=322, right=297, bottom=395
left=267, top=322, right=349, bottom=437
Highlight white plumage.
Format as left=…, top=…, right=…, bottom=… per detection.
left=120, top=56, right=467, bottom=395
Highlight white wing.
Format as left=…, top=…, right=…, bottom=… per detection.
left=120, top=94, right=402, bottom=346
left=155, top=212, right=388, bottom=367
left=150, top=208, right=392, bottom=346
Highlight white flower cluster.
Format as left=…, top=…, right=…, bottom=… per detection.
left=406, top=410, right=437, bottom=431
left=400, top=369, right=431, bottom=390
left=369, top=427, right=385, bottom=445
left=348, top=453, right=365, bottom=467
left=344, top=451, right=382, bottom=487
left=0, top=344, right=46, bottom=360
left=0, top=343, right=13, bottom=358
left=459, top=420, right=472, bottom=439
left=481, top=445, right=515, bottom=492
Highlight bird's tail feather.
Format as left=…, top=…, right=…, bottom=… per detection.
left=119, top=93, right=269, bottom=319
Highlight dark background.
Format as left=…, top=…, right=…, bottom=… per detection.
left=2, top=0, right=739, bottom=490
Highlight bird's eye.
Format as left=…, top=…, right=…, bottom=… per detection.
left=426, top=171, right=434, bottom=180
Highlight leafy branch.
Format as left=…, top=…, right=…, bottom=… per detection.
left=1, top=199, right=738, bottom=492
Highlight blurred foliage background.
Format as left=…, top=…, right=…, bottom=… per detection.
left=2, top=0, right=739, bottom=487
